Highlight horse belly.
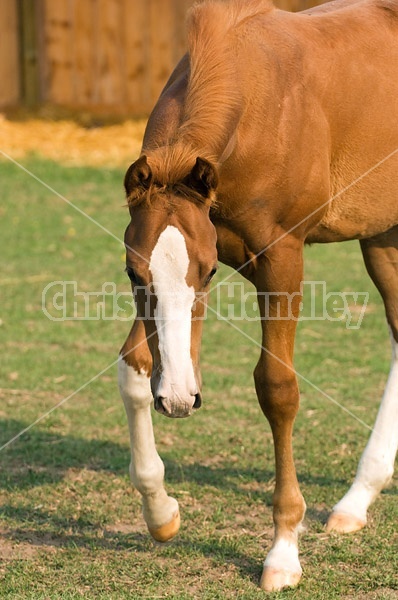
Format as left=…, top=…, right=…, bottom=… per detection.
left=306, top=7, right=398, bottom=243
left=307, top=153, right=398, bottom=243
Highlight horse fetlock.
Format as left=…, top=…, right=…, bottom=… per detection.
left=357, top=456, right=395, bottom=493
left=274, top=490, right=306, bottom=520
left=129, top=455, right=165, bottom=496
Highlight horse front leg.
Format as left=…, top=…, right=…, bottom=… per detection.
left=118, top=320, right=180, bottom=542
left=252, top=240, right=306, bottom=592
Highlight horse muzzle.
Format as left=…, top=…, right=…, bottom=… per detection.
left=154, top=392, right=202, bottom=418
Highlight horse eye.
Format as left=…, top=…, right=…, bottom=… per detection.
left=125, top=267, right=138, bottom=284
left=205, top=267, right=217, bottom=286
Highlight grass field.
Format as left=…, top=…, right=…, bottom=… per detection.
left=0, top=154, right=397, bottom=599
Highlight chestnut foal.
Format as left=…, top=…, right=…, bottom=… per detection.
left=118, top=0, right=398, bottom=591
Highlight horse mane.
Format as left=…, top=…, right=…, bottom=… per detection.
left=376, top=0, right=398, bottom=21
left=181, top=0, right=273, bottom=154
left=145, top=0, right=274, bottom=188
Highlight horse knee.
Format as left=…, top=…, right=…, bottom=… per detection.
left=253, top=359, right=299, bottom=423
left=118, top=356, right=152, bottom=410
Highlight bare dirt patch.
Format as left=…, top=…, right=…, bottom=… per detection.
left=0, top=530, right=57, bottom=560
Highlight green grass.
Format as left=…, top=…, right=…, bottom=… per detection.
left=0, top=156, right=397, bottom=599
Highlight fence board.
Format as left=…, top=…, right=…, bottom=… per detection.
left=172, top=0, right=193, bottom=64
left=95, top=0, right=125, bottom=106
left=72, top=0, right=96, bottom=106
left=124, top=0, right=150, bottom=114
left=0, top=0, right=19, bottom=107
left=148, top=0, right=175, bottom=103
left=42, top=0, right=74, bottom=105
left=1, top=0, right=330, bottom=115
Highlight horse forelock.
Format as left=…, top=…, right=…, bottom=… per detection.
left=126, top=143, right=217, bottom=209
left=126, top=181, right=216, bottom=210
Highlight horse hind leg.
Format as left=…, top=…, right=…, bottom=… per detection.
left=118, top=320, right=180, bottom=542
left=327, top=230, right=398, bottom=533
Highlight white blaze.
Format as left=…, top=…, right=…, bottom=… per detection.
left=149, top=225, right=197, bottom=412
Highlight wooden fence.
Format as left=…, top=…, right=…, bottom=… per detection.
left=0, top=0, right=19, bottom=107
left=0, top=0, right=327, bottom=117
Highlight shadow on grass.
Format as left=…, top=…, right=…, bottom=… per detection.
left=0, top=419, right=270, bottom=494
left=0, top=419, right=129, bottom=487
left=1, top=418, right=396, bottom=586
left=0, top=506, right=262, bottom=585
left=0, top=418, right=347, bottom=493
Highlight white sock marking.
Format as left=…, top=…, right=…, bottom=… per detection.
left=118, top=357, right=178, bottom=528
left=333, top=327, right=398, bottom=521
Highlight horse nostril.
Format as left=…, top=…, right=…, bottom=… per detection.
left=154, top=396, right=166, bottom=413
left=193, top=393, right=202, bottom=409
left=155, top=394, right=201, bottom=416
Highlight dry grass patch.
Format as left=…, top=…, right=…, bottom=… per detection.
left=0, top=114, right=146, bottom=167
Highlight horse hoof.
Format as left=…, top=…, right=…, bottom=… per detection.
left=260, top=566, right=302, bottom=592
left=148, top=511, right=180, bottom=543
left=326, top=511, right=366, bottom=534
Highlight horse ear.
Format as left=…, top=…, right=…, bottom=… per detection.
left=187, top=157, right=218, bottom=198
left=124, top=155, right=153, bottom=195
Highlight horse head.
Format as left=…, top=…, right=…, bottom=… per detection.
left=124, top=154, right=218, bottom=418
